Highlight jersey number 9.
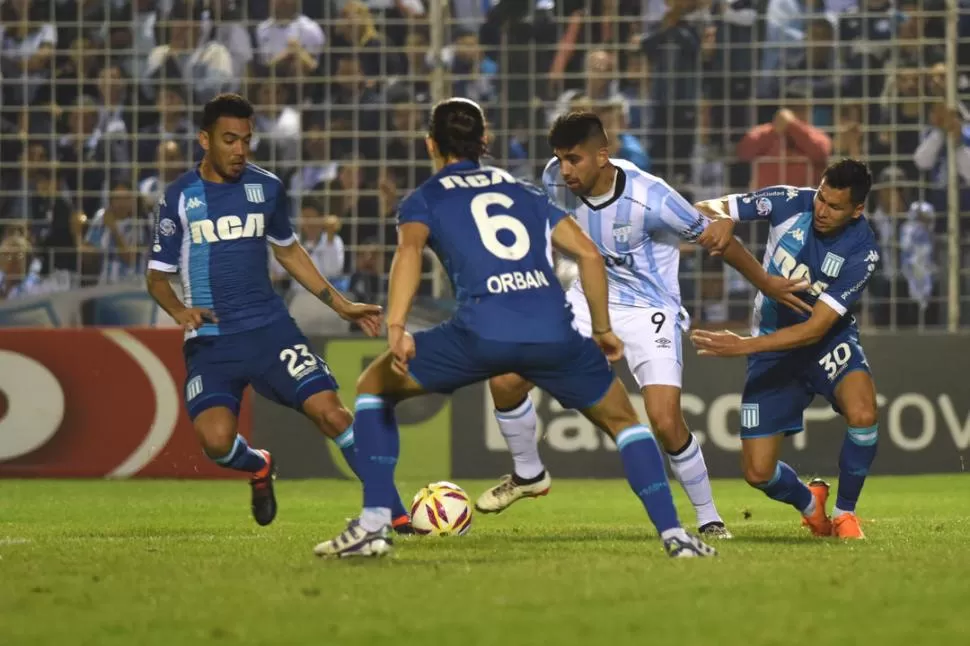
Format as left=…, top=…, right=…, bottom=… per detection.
left=471, top=192, right=530, bottom=261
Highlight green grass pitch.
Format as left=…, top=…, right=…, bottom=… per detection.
left=2, top=475, right=969, bottom=646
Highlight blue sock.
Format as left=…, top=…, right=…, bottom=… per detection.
left=755, top=462, right=812, bottom=513
left=353, top=395, right=402, bottom=514
left=334, top=424, right=410, bottom=520
left=211, top=434, right=267, bottom=473
left=616, top=425, right=680, bottom=534
left=836, top=424, right=878, bottom=513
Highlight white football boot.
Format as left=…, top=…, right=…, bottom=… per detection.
left=474, top=471, right=552, bottom=514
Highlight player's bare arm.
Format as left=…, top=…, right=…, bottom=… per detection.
left=695, top=197, right=812, bottom=315
left=270, top=240, right=382, bottom=337
left=550, top=215, right=622, bottom=361
left=385, top=221, right=430, bottom=374
left=690, top=299, right=842, bottom=357
left=145, top=268, right=218, bottom=331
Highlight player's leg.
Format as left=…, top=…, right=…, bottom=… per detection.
left=739, top=357, right=830, bottom=537
left=314, top=323, right=485, bottom=558
left=184, top=340, right=276, bottom=526
left=815, top=341, right=879, bottom=539
left=475, top=374, right=552, bottom=513
left=525, top=337, right=715, bottom=557
left=300, top=390, right=413, bottom=533
left=254, top=322, right=415, bottom=530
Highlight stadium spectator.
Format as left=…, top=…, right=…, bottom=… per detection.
left=334, top=0, right=404, bottom=79
left=139, top=141, right=186, bottom=212
left=346, top=241, right=382, bottom=333
left=441, top=30, right=497, bottom=105
left=137, top=86, right=198, bottom=176
left=0, top=234, right=40, bottom=300
left=914, top=102, right=970, bottom=211
left=207, top=0, right=256, bottom=82
left=256, top=0, right=324, bottom=80
left=252, top=81, right=301, bottom=170
left=143, top=1, right=236, bottom=105
left=45, top=34, right=100, bottom=110
left=84, top=181, right=147, bottom=285
left=737, top=91, right=833, bottom=189
left=0, top=0, right=56, bottom=111
left=289, top=109, right=340, bottom=206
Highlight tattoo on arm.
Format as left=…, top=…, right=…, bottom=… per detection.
left=318, top=287, right=333, bottom=305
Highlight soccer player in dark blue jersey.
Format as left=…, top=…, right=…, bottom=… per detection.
left=691, top=159, right=879, bottom=540
left=313, top=98, right=717, bottom=559
left=145, top=94, right=412, bottom=530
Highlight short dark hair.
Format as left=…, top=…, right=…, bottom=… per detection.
left=822, top=158, right=872, bottom=206
left=428, top=97, right=487, bottom=162
left=548, top=111, right=608, bottom=151
left=201, top=93, right=254, bottom=132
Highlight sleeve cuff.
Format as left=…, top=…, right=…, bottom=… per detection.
left=818, top=292, right=847, bottom=317
left=148, top=260, right=178, bottom=273
left=267, top=233, right=298, bottom=246
left=727, top=195, right=741, bottom=222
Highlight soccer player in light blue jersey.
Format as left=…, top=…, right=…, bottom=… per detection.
left=313, top=98, right=717, bottom=559
left=477, top=112, right=807, bottom=538
left=691, top=159, right=879, bottom=540
left=145, top=94, right=412, bottom=531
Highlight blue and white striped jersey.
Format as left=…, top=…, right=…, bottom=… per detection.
left=542, top=158, right=708, bottom=324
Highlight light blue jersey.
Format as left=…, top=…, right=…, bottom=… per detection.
left=542, top=158, right=708, bottom=326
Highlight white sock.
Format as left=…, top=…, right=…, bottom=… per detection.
left=660, top=527, right=689, bottom=542
left=359, top=507, right=391, bottom=532
left=832, top=506, right=851, bottom=518
left=666, top=433, right=722, bottom=527
left=801, top=497, right=817, bottom=517
left=494, top=395, right=545, bottom=480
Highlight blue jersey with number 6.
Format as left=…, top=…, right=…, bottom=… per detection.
left=398, top=159, right=575, bottom=343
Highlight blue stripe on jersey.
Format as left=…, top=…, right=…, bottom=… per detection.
left=759, top=211, right=812, bottom=335
left=184, top=180, right=218, bottom=336
left=588, top=206, right=603, bottom=248
left=613, top=195, right=636, bottom=306
left=637, top=182, right=666, bottom=305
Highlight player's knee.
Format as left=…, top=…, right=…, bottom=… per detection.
left=303, top=396, right=353, bottom=437
left=194, top=413, right=237, bottom=457
left=845, top=406, right=878, bottom=430
left=646, top=412, right=684, bottom=450
left=489, top=374, right=531, bottom=410
left=742, top=461, right=777, bottom=488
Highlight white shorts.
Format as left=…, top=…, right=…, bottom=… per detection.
left=565, top=288, right=683, bottom=389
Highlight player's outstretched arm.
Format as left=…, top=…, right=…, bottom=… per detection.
left=691, top=300, right=842, bottom=358
left=385, top=222, right=429, bottom=331
left=145, top=269, right=217, bottom=332
left=551, top=216, right=623, bottom=361
left=270, top=241, right=382, bottom=336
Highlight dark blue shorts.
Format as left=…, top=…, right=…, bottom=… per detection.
left=740, top=328, right=871, bottom=439
left=408, top=321, right=614, bottom=411
left=182, top=318, right=338, bottom=420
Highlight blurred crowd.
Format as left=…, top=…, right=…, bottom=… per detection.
left=0, top=0, right=968, bottom=331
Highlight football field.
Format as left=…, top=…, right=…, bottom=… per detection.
left=2, top=475, right=968, bottom=646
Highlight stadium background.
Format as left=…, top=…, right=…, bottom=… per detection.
left=0, top=0, right=968, bottom=480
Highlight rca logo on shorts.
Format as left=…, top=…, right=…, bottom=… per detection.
left=186, top=376, right=203, bottom=401
left=741, top=403, right=760, bottom=429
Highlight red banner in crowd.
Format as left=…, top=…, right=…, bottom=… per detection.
left=0, top=329, right=251, bottom=478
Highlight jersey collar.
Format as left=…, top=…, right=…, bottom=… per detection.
left=579, top=165, right=626, bottom=211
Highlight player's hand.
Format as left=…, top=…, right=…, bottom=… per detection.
left=336, top=301, right=383, bottom=337
left=690, top=329, right=749, bottom=357
left=696, top=218, right=735, bottom=257
left=173, top=307, right=218, bottom=332
left=593, top=330, right=624, bottom=362
left=388, top=324, right=416, bottom=376
left=762, top=274, right=813, bottom=315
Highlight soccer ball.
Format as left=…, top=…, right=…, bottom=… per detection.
left=410, top=481, right=473, bottom=536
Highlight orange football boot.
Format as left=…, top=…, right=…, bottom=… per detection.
left=800, top=477, right=833, bottom=537
left=832, top=512, right=865, bottom=539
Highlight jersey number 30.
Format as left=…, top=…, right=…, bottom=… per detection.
left=471, top=192, right=530, bottom=261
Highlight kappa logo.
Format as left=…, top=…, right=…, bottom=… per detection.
left=821, top=252, right=845, bottom=278
left=786, top=187, right=799, bottom=201
left=865, top=249, right=880, bottom=263
left=790, top=228, right=804, bottom=242
left=245, top=184, right=265, bottom=203
left=186, top=197, right=204, bottom=210
left=613, top=224, right=633, bottom=244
